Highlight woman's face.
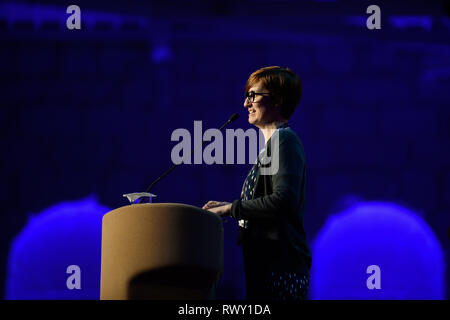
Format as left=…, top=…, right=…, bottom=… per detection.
left=244, top=81, right=279, bottom=127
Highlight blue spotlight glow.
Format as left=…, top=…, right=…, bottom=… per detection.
left=310, top=201, right=445, bottom=300
left=6, top=195, right=110, bottom=300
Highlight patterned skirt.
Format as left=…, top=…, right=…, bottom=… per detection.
left=245, top=270, right=310, bottom=301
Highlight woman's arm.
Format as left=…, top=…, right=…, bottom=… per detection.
left=230, top=131, right=305, bottom=221
left=202, top=201, right=232, bottom=216
left=202, top=201, right=230, bottom=210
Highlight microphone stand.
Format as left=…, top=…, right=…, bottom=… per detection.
left=123, top=113, right=239, bottom=204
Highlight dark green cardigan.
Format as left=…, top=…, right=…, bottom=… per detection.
left=230, top=126, right=312, bottom=274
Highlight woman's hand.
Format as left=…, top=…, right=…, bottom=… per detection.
left=202, top=201, right=230, bottom=210
left=207, top=203, right=232, bottom=216
left=202, top=201, right=232, bottom=217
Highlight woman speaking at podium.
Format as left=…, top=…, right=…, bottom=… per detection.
left=203, top=66, right=312, bottom=300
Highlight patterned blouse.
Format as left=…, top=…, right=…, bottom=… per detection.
left=238, top=162, right=259, bottom=229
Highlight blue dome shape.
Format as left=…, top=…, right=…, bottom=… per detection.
left=6, top=195, right=110, bottom=300
left=310, top=201, right=445, bottom=300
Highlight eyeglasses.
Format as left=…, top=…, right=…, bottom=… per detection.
left=245, top=90, right=271, bottom=103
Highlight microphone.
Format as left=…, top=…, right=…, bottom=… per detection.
left=220, top=112, right=239, bottom=129
left=143, top=112, right=240, bottom=194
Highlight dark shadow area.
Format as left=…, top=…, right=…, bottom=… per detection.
left=127, top=266, right=219, bottom=300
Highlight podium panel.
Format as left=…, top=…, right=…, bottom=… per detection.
left=100, top=203, right=224, bottom=300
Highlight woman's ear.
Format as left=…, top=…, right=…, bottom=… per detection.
left=273, top=96, right=283, bottom=109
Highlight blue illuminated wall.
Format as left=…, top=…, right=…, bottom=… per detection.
left=310, top=201, right=445, bottom=299
left=1, top=0, right=449, bottom=299
left=5, top=196, right=109, bottom=299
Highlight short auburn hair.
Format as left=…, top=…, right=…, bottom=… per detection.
left=244, top=66, right=302, bottom=120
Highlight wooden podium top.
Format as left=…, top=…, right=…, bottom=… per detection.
left=100, top=203, right=224, bottom=299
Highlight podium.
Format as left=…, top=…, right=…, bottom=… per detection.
left=100, top=203, right=224, bottom=300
